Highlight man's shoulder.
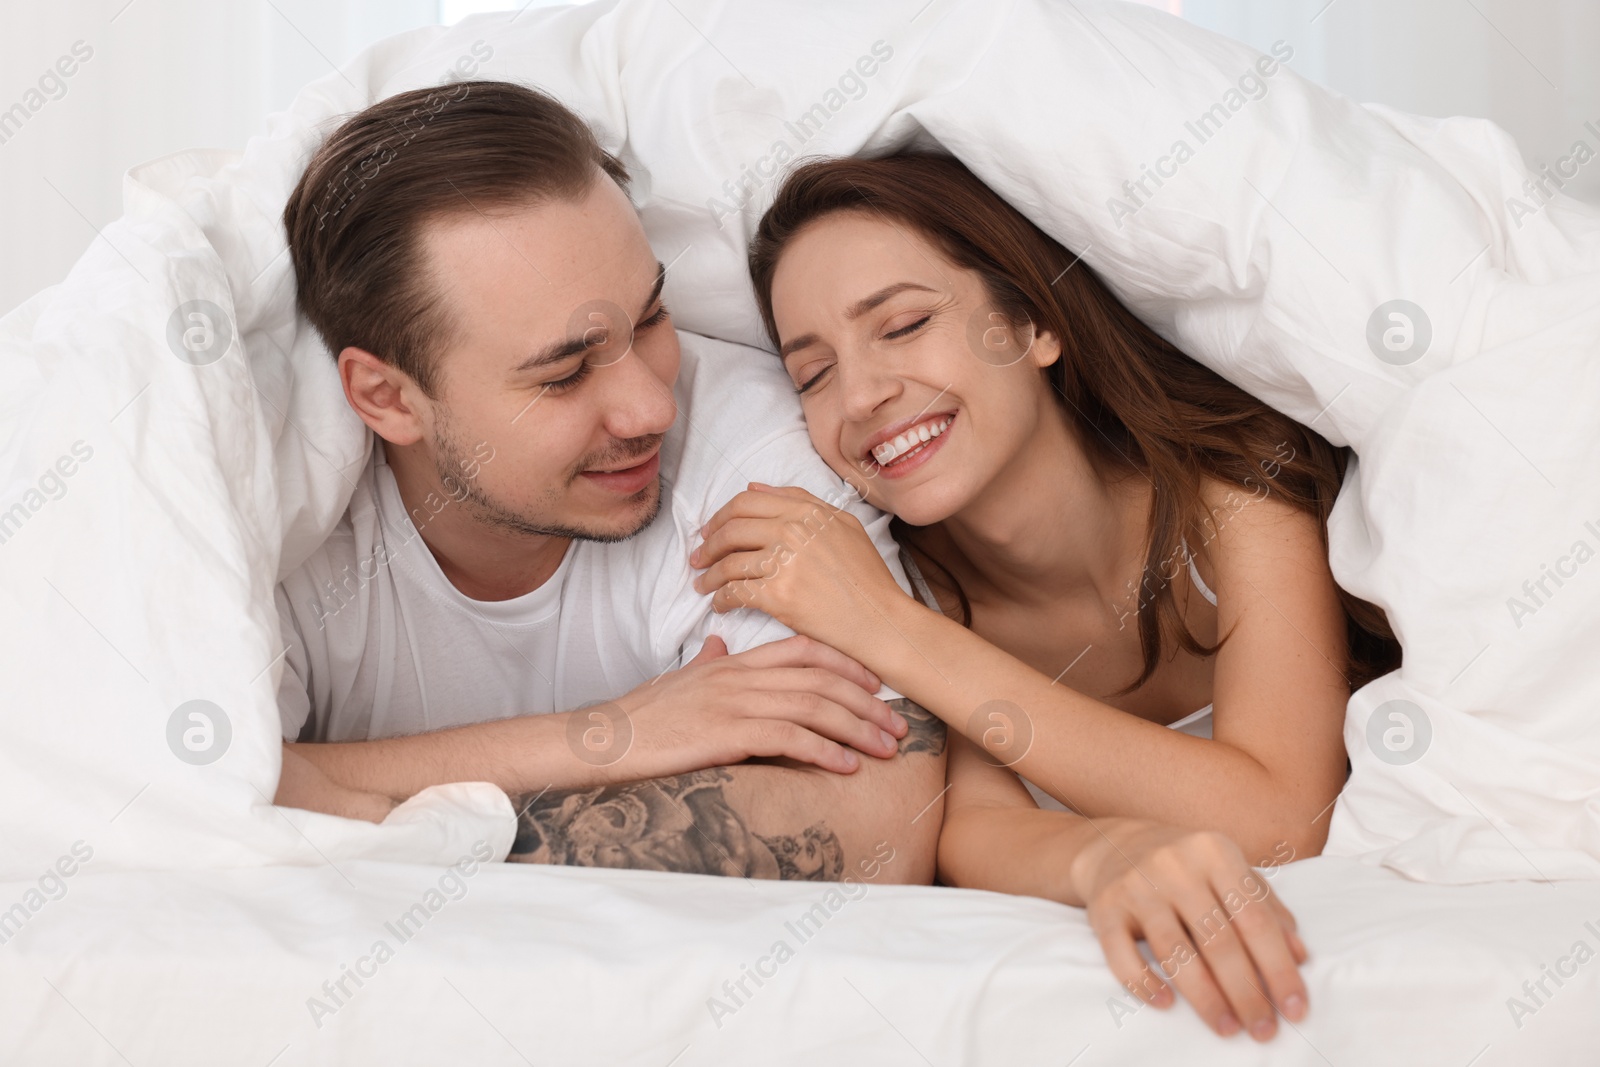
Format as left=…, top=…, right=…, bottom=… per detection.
left=671, top=329, right=797, bottom=422
left=663, top=330, right=818, bottom=504
left=278, top=454, right=386, bottom=630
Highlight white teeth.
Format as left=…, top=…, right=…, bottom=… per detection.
left=871, top=415, right=954, bottom=466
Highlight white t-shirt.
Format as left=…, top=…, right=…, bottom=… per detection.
left=275, top=331, right=909, bottom=743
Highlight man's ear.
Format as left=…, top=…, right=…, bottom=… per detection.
left=338, top=347, right=428, bottom=446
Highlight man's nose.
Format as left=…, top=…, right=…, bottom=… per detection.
left=598, top=347, right=677, bottom=440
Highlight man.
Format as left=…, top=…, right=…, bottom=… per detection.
left=271, top=80, right=945, bottom=882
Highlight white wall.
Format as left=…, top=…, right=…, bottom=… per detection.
left=1182, top=0, right=1600, bottom=205
left=2, top=0, right=1595, bottom=316
left=0, top=0, right=440, bottom=317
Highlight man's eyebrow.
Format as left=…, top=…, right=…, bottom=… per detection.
left=777, top=281, right=938, bottom=359
left=515, top=261, right=667, bottom=372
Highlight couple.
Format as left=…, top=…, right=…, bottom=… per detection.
left=272, top=80, right=1398, bottom=1043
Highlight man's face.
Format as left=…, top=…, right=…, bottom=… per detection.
left=414, top=175, right=680, bottom=542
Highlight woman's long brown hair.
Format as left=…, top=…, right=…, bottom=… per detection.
left=749, top=152, right=1400, bottom=694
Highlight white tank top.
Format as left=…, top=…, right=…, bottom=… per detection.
left=898, top=544, right=1215, bottom=813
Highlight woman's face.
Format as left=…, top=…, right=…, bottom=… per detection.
left=769, top=210, right=1062, bottom=526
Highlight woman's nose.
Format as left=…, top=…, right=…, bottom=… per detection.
left=836, top=350, right=900, bottom=423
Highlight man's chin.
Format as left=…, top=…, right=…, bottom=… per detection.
left=568, top=479, right=663, bottom=543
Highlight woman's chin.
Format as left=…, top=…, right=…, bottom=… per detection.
left=873, top=482, right=966, bottom=528
left=829, top=455, right=969, bottom=525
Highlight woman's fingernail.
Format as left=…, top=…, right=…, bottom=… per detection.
left=1217, top=1013, right=1240, bottom=1036
left=840, top=749, right=859, bottom=770
left=879, top=729, right=897, bottom=752
left=1250, top=1018, right=1276, bottom=1041
left=891, top=710, right=908, bottom=733
left=1282, top=993, right=1306, bottom=1020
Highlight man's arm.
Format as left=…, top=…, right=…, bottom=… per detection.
left=285, top=633, right=906, bottom=801
left=275, top=742, right=399, bottom=822
left=286, top=707, right=638, bottom=802
left=508, top=699, right=946, bottom=884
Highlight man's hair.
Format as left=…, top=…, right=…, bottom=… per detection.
left=283, top=80, right=629, bottom=396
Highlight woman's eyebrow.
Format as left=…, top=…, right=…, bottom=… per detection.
left=845, top=281, right=937, bottom=320
left=779, top=333, right=819, bottom=359
left=778, top=281, right=938, bottom=359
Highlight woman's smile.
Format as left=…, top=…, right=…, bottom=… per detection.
left=862, top=409, right=957, bottom=480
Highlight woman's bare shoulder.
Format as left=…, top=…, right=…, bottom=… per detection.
left=1195, top=474, right=1327, bottom=580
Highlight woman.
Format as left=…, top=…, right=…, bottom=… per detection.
left=691, top=153, right=1401, bottom=1041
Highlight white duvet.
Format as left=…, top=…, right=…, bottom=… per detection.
left=4, top=855, right=1598, bottom=1066
left=2, top=0, right=1599, bottom=1057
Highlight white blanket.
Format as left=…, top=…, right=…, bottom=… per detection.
left=0, top=0, right=1596, bottom=886
left=4, top=856, right=1598, bottom=1065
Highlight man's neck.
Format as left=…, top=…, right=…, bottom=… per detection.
left=386, top=442, right=571, bottom=603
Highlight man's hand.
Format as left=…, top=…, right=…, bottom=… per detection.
left=610, top=633, right=907, bottom=780
left=1071, top=819, right=1308, bottom=1042
left=284, top=634, right=911, bottom=804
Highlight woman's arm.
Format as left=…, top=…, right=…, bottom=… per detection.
left=937, top=734, right=1309, bottom=1043
left=921, top=485, right=1350, bottom=859
left=694, top=483, right=1351, bottom=860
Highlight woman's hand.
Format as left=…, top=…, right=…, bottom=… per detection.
left=1071, top=819, right=1309, bottom=1041
left=691, top=483, right=905, bottom=646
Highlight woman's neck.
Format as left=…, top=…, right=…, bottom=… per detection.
left=934, top=403, right=1149, bottom=611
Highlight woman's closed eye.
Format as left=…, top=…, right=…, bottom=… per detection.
left=883, top=314, right=931, bottom=340
left=796, top=362, right=832, bottom=394
left=794, top=314, right=934, bottom=394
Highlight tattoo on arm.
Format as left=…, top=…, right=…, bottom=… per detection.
left=757, top=824, right=845, bottom=880
left=891, top=698, right=947, bottom=757
left=507, top=768, right=844, bottom=880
